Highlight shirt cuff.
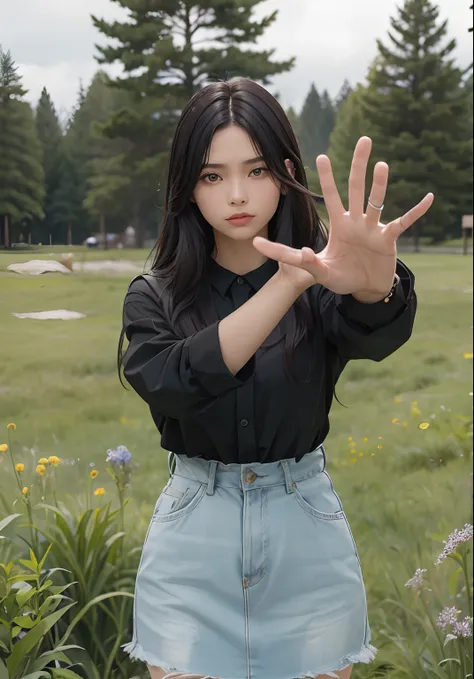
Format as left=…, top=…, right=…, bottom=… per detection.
left=188, top=321, right=254, bottom=396
left=335, top=259, right=414, bottom=332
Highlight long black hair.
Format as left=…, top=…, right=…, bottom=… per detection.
left=118, top=77, right=329, bottom=387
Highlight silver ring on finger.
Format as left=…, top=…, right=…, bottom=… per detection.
left=368, top=198, right=384, bottom=211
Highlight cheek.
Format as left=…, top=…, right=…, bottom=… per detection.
left=257, top=179, right=282, bottom=213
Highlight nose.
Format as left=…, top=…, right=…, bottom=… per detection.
left=228, top=179, right=248, bottom=206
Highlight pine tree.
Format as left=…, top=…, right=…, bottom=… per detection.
left=335, top=79, right=353, bottom=111
left=361, top=0, right=473, bottom=246
left=93, top=0, right=295, bottom=101
left=328, top=85, right=373, bottom=205
left=319, top=90, right=336, bottom=155
left=65, top=72, right=133, bottom=244
left=0, top=47, right=44, bottom=248
left=92, top=0, right=295, bottom=245
left=286, top=106, right=301, bottom=140
left=299, top=84, right=323, bottom=168
left=35, top=88, right=65, bottom=244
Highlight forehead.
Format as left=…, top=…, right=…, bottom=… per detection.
left=206, top=124, right=260, bottom=163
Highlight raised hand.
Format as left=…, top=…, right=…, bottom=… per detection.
left=254, top=137, right=434, bottom=302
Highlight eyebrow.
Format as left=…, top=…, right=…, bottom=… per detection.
left=201, top=156, right=265, bottom=170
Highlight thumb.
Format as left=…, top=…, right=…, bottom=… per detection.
left=301, top=248, right=331, bottom=287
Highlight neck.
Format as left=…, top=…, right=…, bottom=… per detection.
left=212, top=225, right=269, bottom=275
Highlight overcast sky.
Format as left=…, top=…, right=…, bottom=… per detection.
left=1, top=0, right=472, bottom=123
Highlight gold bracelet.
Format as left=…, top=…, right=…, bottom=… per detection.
left=384, top=274, right=400, bottom=303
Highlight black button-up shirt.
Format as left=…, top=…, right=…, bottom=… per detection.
left=122, top=258, right=417, bottom=464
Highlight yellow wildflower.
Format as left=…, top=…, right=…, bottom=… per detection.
left=347, top=436, right=353, bottom=442
left=90, top=470, right=99, bottom=479
left=120, top=416, right=128, bottom=424
left=22, top=487, right=29, bottom=495
left=363, top=437, right=369, bottom=442
left=394, top=397, right=403, bottom=404
left=7, top=423, right=17, bottom=430
left=36, top=464, right=46, bottom=476
left=411, top=408, right=421, bottom=416
left=94, top=488, right=105, bottom=496
left=0, top=444, right=8, bottom=453
left=15, top=463, right=24, bottom=472
left=38, top=457, right=49, bottom=465
left=377, top=445, right=383, bottom=450
left=392, top=418, right=400, bottom=424
left=48, top=456, right=60, bottom=466
left=464, top=352, right=473, bottom=360
left=371, top=453, right=376, bottom=457
left=412, top=400, right=418, bottom=406
left=419, top=422, right=431, bottom=430
left=359, top=452, right=364, bottom=457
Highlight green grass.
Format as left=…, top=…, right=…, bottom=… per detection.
left=0, top=250, right=472, bottom=510
left=0, top=247, right=472, bottom=676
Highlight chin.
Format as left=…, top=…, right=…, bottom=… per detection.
left=216, top=223, right=267, bottom=241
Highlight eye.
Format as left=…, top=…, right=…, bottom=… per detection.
left=200, top=173, right=221, bottom=183
left=251, top=167, right=268, bottom=177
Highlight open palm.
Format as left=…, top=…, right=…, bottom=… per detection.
left=254, top=137, right=434, bottom=298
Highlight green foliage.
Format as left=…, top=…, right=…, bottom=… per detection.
left=0, top=434, right=138, bottom=679
left=34, top=89, right=68, bottom=245
left=91, top=0, right=295, bottom=246
left=361, top=0, right=473, bottom=245
left=328, top=84, right=375, bottom=205
left=0, top=47, right=44, bottom=246
left=0, top=523, right=134, bottom=679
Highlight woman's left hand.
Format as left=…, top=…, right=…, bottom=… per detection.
left=253, top=136, right=434, bottom=302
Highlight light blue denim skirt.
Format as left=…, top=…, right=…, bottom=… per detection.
left=122, top=446, right=377, bottom=679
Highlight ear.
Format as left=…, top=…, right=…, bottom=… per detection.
left=284, top=159, right=296, bottom=179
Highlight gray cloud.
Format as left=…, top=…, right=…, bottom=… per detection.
left=1, top=0, right=471, bottom=119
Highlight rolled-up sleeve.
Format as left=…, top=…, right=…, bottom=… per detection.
left=122, top=277, right=249, bottom=417
left=315, top=259, right=417, bottom=362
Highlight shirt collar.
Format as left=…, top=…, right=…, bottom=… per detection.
left=209, top=257, right=279, bottom=298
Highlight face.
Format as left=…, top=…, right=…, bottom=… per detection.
left=192, top=124, right=293, bottom=244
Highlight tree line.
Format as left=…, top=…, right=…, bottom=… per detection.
left=0, top=0, right=472, bottom=250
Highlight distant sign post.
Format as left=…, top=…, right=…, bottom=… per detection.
left=462, top=215, right=473, bottom=255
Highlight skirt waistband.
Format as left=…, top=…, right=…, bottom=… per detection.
left=167, top=446, right=327, bottom=497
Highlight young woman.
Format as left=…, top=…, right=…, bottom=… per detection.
left=118, top=77, right=434, bottom=679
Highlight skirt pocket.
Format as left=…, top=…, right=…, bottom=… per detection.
left=152, top=474, right=206, bottom=523
left=292, top=470, right=346, bottom=521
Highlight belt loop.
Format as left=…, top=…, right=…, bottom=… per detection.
left=320, top=444, right=327, bottom=473
left=168, top=451, right=176, bottom=477
left=280, top=459, right=295, bottom=494
left=206, top=460, right=218, bottom=495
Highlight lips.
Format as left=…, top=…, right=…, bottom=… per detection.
left=227, top=213, right=255, bottom=220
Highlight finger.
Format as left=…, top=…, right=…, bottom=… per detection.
left=366, top=162, right=389, bottom=225
left=349, top=137, right=372, bottom=220
left=316, top=154, right=345, bottom=219
left=382, top=193, right=435, bottom=240
left=253, top=237, right=308, bottom=267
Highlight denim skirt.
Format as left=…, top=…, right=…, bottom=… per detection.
left=122, top=446, right=377, bottom=679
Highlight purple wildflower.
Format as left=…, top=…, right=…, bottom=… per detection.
left=435, top=524, right=473, bottom=565
left=405, top=568, right=428, bottom=590
left=106, top=445, right=132, bottom=466
left=436, top=606, right=461, bottom=630
left=453, top=617, right=473, bottom=638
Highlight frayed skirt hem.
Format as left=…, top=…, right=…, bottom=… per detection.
left=121, top=640, right=378, bottom=678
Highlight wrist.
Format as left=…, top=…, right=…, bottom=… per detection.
left=272, top=270, right=307, bottom=299
left=352, top=274, right=400, bottom=304
left=351, top=291, right=387, bottom=304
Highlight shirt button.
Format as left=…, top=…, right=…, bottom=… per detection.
left=240, top=419, right=249, bottom=427
left=236, top=277, right=244, bottom=285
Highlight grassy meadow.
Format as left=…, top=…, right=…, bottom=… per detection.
left=0, top=246, right=472, bottom=678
